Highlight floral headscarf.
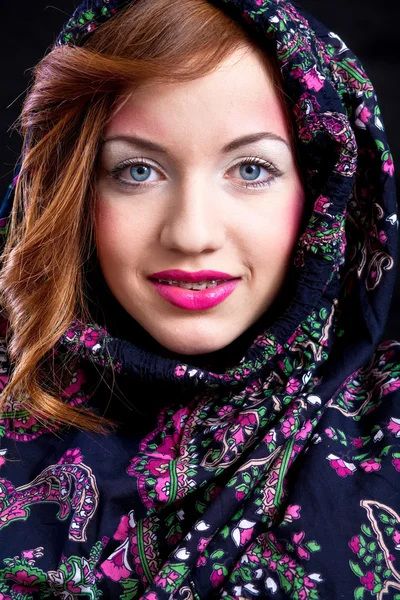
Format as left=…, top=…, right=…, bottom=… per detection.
left=0, top=1, right=399, bottom=599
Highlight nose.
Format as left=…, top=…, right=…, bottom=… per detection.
left=159, top=176, right=226, bottom=255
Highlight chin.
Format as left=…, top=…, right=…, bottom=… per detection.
left=155, top=337, right=227, bottom=357
left=148, top=325, right=239, bottom=357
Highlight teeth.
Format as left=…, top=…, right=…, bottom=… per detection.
left=179, top=281, right=196, bottom=289
left=156, top=279, right=226, bottom=290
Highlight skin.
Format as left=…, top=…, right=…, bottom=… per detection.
left=95, top=45, right=305, bottom=357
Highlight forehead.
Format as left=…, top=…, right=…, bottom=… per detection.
left=104, top=47, right=291, bottom=149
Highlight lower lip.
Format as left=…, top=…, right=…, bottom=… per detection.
left=149, top=279, right=240, bottom=310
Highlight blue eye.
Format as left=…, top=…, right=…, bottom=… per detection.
left=130, top=164, right=152, bottom=182
left=232, top=158, right=281, bottom=189
left=239, top=163, right=261, bottom=181
left=109, top=158, right=159, bottom=188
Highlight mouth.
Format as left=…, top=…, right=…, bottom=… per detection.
left=149, top=269, right=238, bottom=282
left=149, top=278, right=235, bottom=291
left=148, top=277, right=241, bottom=310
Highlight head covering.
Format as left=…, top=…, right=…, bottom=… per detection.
left=0, top=1, right=399, bottom=599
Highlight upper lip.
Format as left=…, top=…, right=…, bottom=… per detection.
left=149, top=270, right=237, bottom=282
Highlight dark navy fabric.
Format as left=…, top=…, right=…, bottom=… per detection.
left=0, top=1, right=399, bottom=599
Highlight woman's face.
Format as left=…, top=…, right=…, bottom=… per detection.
left=96, top=46, right=305, bottom=356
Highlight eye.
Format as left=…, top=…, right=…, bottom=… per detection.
left=109, top=158, right=162, bottom=188
left=228, top=157, right=282, bottom=189
left=129, top=164, right=153, bottom=182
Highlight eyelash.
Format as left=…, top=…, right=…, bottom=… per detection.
left=108, top=156, right=282, bottom=190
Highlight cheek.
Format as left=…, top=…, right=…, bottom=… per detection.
left=245, top=180, right=305, bottom=268
left=95, top=198, right=138, bottom=270
left=277, top=186, right=305, bottom=253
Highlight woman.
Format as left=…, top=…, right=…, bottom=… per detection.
left=0, top=0, right=398, bottom=598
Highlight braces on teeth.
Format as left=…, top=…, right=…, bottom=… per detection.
left=156, top=279, right=226, bottom=290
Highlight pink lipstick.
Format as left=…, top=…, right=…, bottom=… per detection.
left=148, top=270, right=240, bottom=310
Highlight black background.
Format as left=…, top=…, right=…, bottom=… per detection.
left=1, top=1, right=399, bottom=339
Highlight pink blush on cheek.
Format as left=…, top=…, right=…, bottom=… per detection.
left=95, top=196, right=125, bottom=240
left=95, top=197, right=151, bottom=276
left=286, top=184, right=307, bottom=235
left=94, top=198, right=125, bottom=260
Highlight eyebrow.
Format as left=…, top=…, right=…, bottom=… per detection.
left=102, top=131, right=290, bottom=153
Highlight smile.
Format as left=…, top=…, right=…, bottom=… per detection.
left=153, top=278, right=228, bottom=290
left=149, top=279, right=240, bottom=310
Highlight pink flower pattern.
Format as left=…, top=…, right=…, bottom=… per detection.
left=327, top=455, right=356, bottom=478
left=0, top=1, right=398, bottom=599
left=388, top=418, right=400, bottom=437
left=360, top=458, right=381, bottom=473
left=281, top=416, right=298, bottom=438
left=352, top=438, right=364, bottom=448
left=360, top=571, right=375, bottom=591
left=79, top=327, right=100, bottom=348
left=383, top=156, right=395, bottom=176
left=5, top=570, right=40, bottom=594
left=349, top=536, right=361, bottom=554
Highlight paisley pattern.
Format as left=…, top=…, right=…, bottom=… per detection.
left=0, top=449, right=99, bottom=542
left=0, top=0, right=398, bottom=598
